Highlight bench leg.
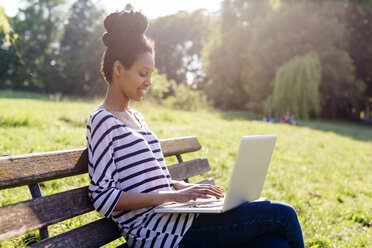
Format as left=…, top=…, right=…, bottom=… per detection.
left=176, top=155, right=189, bottom=183
left=28, top=183, right=49, bottom=240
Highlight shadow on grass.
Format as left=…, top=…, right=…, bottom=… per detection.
left=220, top=110, right=371, bottom=142
left=298, top=119, right=372, bottom=142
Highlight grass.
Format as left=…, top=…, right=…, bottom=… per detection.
left=0, top=91, right=371, bottom=247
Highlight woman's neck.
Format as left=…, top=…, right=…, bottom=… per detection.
left=101, top=84, right=130, bottom=111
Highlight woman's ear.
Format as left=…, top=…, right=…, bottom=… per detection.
left=113, top=60, right=123, bottom=77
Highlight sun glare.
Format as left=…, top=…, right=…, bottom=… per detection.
left=101, top=0, right=222, bottom=19
left=2, top=0, right=222, bottom=19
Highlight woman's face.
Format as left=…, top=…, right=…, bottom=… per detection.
left=118, top=52, right=155, bottom=102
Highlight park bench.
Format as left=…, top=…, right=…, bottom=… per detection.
left=0, top=136, right=214, bottom=247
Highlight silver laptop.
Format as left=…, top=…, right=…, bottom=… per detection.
left=154, top=135, right=277, bottom=214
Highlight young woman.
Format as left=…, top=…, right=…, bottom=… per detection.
left=87, top=9, right=305, bottom=248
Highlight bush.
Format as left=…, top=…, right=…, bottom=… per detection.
left=162, top=84, right=207, bottom=111
left=146, top=69, right=174, bottom=102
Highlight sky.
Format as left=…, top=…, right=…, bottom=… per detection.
left=1, top=0, right=223, bottom=19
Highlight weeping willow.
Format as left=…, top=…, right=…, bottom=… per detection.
left=272, top=52, right=321, bottom=120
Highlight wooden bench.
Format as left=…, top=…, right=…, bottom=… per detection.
left=0, top=136, right=214, bottom=247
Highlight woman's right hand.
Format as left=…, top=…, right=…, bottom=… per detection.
left=169, top=184, right=224, bottom=203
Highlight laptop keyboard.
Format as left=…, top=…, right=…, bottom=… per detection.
left=190, top=199, right=224, bottom=208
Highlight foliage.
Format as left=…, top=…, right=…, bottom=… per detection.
left=145, top=69, right=174, bottom=101
left=0, top=0, right=108, bottom=97
left=148, top=10, right=210, bottom=87
left=0, top=0, right=66, bottom=91
left=0, top=5, right=18, bottom=46
left=202, top=0, right=370, bottom=119
left=1, top=0, right=371, bottom=120
left=163, top=84, right=207, bottom=111
left=0, top=94, right=371, bottom=247
left=56, top=0, right=106, bottom=96
left=319, top=47, right=366, bottom=119
left=271, top=52, right=321, bottom=119
left=243, top=1, right=364, bottom=119
left=202, top=0, right=271, bottom=110
left=344, top=1, right=372, bottom=115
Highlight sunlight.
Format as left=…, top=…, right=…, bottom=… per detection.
left=269, top=0, right=282, bottom=10
left=101, top=0, right=222, bottom=19
left=3, top=0, right=222, bottom=19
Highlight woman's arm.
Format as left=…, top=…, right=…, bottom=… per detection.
left=172, top=180, right=193, bottom=190
left=114, top=183, right=224, bottom=211
left=113, top=191, right=173, bottom=211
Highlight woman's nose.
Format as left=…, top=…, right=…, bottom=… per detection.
left=145, top=77, right=152, bottom=86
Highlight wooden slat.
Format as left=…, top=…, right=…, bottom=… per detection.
left=29, top=218, right=122, bottom=248
left=168, top=158, right=210, bottom=181
left=0, top=149, right=88, bottom=190
left=0, top=187, right=94, bottom=242
left=197, top=178, right=215, bottom=185
left=160, top=136, right=201, bottom=157
left=0, top=136, right=201, bottom=189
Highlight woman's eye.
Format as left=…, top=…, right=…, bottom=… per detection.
left=139, top=72, right=146, bottom=77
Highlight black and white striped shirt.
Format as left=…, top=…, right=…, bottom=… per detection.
left=87, top=108, right=194, bottom=248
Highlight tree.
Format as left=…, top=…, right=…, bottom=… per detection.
left=1, top=0, right=66, bottom=92
left=57, top=0, right=106, bottom=96
left=202, top=0, right=271, bottom=110
left=0, top=4, right=18, bottom=47
left=345, top=1, right=372, bottom=117
left=271, top=52, right=321, bottom=119
left=147, top=10, right=210, bottom=87
left=0, top=6, right=17, bottom=88
left=243, top=1, right=365, bottom=119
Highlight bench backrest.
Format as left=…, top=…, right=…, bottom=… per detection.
left=0, top=136, right=212, bottom=247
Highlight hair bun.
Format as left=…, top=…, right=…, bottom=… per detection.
left=102, top=32, right=112, bottom=47
left=102, top=9, right=149, bottom=48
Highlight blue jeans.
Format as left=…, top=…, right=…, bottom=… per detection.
left=178, top=201, right=304, bottom=248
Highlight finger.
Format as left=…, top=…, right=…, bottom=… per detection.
left=183, top=186, right=223, bottom=199
left=198, top=184, right=224, bottom=194
left=209, top=186, right=224, bottom=195
left=199, top=185, right=224, bottom=196
left=194, top=188, right=224, bottom=198
left=196, top=194, right=212, bottom=199
left=199, top=184, right=223, bottom=191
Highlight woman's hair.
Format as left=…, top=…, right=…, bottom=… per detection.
left=100, top=9, right=155, bottom=82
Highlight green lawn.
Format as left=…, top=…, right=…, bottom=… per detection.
left=0, top=91, right=371, bottom=247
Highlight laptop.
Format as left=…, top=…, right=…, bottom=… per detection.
left=154, top=135, right=277, bottom=214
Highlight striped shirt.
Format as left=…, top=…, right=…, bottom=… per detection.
left=86, top=108, right=194, bottom=248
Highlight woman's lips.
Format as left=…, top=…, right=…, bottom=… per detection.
left=138, top=89, right=146, bottom=96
